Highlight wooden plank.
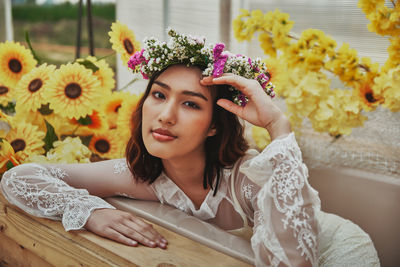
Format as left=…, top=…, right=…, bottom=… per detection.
left=0, top=193, right=251, bottom=266
left=0, top=232, right=52, bottom=267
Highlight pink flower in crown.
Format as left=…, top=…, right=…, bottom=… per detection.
left=127, top=49, right=146, bottom=70
left=248, top=58, right=260, bottom=72
left=212, top=43, right=228, bottom=77
left=256, top=73, right=270, bottom=88
left=213, top=43, right=225, bottom=59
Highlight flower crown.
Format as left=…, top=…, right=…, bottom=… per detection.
left=127, top=28, right=275, bottom=106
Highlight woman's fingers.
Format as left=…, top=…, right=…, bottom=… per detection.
left=86, top=209, right=167, bottom=249
left=111, top=223, right=160, bottom=248
left=123, top=217, right=167, bottom=248
left=103, top=227, right=138, bottom=247
left=216, top=99, right=244, bottom=118
left=201, top=74, right=260, bottom=98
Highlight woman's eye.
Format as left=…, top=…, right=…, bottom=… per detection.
left=152, top=91, right=165, bottom=99
left=184, top=101, right=200, bottom=109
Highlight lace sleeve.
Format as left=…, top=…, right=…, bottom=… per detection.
left=0, top=162, right=117, bottom=231
left=239, top=132, right=321, bottom=267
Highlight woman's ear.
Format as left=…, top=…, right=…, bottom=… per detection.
left=207, top=125, right=217, bottom=137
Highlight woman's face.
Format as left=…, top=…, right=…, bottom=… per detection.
left=142, top=65, right=216, bottom=160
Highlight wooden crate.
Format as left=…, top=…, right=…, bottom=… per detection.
left=0, top=193, right=251, bottom=267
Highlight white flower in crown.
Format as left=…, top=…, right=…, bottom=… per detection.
left=127, top=28, right=275, bottom=106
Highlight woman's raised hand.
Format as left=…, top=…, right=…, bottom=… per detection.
left=200, top=74, right=291, bottom=140
left=85, top=208, right=168, bottom=249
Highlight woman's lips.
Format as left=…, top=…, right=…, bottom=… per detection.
left=151, top=128, right=177, bottom=141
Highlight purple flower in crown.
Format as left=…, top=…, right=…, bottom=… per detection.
left=213, top=43, right=225, bottom=59
left=256, top=73, right=270, bottom=88
left=248, top=58, right=260, bottom=72
left=128, top=49, right=146, bottom=70
left=238, top=93, right=247, bottom=107
left=212, top=43, right=228, bottom=77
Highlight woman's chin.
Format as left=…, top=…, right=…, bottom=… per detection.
left=146, top=146, right=173, bottom=159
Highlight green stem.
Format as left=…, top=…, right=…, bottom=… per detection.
left=118, top=77, right=139, bottom=91
left=97, top=51, right=116, bottom=61
left=25, top=31, right=41, bottom=65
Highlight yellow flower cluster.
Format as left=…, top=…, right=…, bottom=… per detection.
left=26, top=137, right=91, bottom=164
left=0, top=22, right=142, bottom=172
left=373, top=65, right=400, bottom=112
left=358, top=0, right=400, bottom=36
left=234, top=9, right=293, bottom=57
left=233, top=4, right=399, bottom=143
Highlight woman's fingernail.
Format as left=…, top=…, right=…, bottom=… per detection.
left=130, top=240, right=138, bottom=246
left=149, top=241, right=156, bottom=246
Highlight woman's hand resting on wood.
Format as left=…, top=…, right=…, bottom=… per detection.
left=85, top=208, right=168, bottom=249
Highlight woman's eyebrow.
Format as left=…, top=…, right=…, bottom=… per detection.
left=153, top=80, right=208, bottom=101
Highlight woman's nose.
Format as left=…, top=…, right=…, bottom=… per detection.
left=158, top=102, right=176, bottom=125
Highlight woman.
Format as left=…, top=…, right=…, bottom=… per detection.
left=1, top=30, right=320, bottom=266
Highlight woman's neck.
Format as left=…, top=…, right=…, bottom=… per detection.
left=162, top=152, right=206, bottom=190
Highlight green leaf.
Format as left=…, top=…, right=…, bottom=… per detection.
left=77, top=115, right=93, bottom=126
left=6, top=160, right=15, bottom=170
left=25, top=31, right=41, bottom=64
left=76, top=59, right=99, bottom=73
left=79, top=135, right=93, bottom=147
left=43, top=120, right=58, bottom=153
left=0, top=101, right=16, bottom=115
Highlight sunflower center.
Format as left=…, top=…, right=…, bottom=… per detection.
left=8, top=59, right=22, bottom=73
left=11, top=139, right=26, bottom=153
left=114, top=104, right=121, bottom=113
left=365, top=92, right=377, bottom=103
left=28, top=78, right=43, bottom=93
left=95, top=139, right=110, bottom=153
left=0, top=86, right=9, bottom=95
left=65, top=83, right=82, bottom=99
left=123, top=39, right=134, bottom=54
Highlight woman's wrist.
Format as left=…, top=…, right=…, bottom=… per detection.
left=265, top=115, right=291, bottom=141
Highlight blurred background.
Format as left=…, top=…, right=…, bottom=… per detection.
left=1, top=1, right=399, bottom=265
left=0, top=0, right=390, bottom=89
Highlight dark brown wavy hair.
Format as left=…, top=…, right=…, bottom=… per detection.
left=125, top=65, right=249, bottom=195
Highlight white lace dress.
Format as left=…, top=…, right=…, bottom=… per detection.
left=0, top=133, right=378, bottom=266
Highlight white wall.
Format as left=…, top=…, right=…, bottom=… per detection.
left=115, top=0, right=248, bottom=94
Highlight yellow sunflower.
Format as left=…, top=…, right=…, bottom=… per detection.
left=77, top=56, right=115, bottom=93
left=0, top=138, right=20, bottom=172
left=13, top=106, right=57, bottom=134
left=103, top=91, right=131, bottom=129
left=70, top=109, right=108, bottom=135
left=262, top=56, right=289, bottom=97
left=116, top=93, right=141, bottom=143
left=251, top=126, right=271, bottom=150
left=0, top=41, right=37, bottom=87
left=15, top=64, right=56, bottom=113
left=45, top=113, right=78, bottom=138
left=88, top=129, right=123, bottom=159
left=0, top=80, right=14, bottom=107
left=109, top=21, right=141, bottom=65
left=5, top=121, right=45, bottom=163
left=356, top=82, right=383, bottom=111
left=45, top=63, right=102, bottom=120
left=0, top=110, right=12, bottom=138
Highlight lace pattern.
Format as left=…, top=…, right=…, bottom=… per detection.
left=250, top=133, right=319, bottom=267
left=113, top=160, right=128, bottom=174
left=1, top=163, right=115, bottom=231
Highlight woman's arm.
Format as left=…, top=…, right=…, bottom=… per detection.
left=239, top=134, right=320, bottom=266
left=202, top=74, right=319, bottom=266
left=0, top=159, right=167, bottom=248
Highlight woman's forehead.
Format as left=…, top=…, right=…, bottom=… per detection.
left=154, top=65, right=211, bottom=95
